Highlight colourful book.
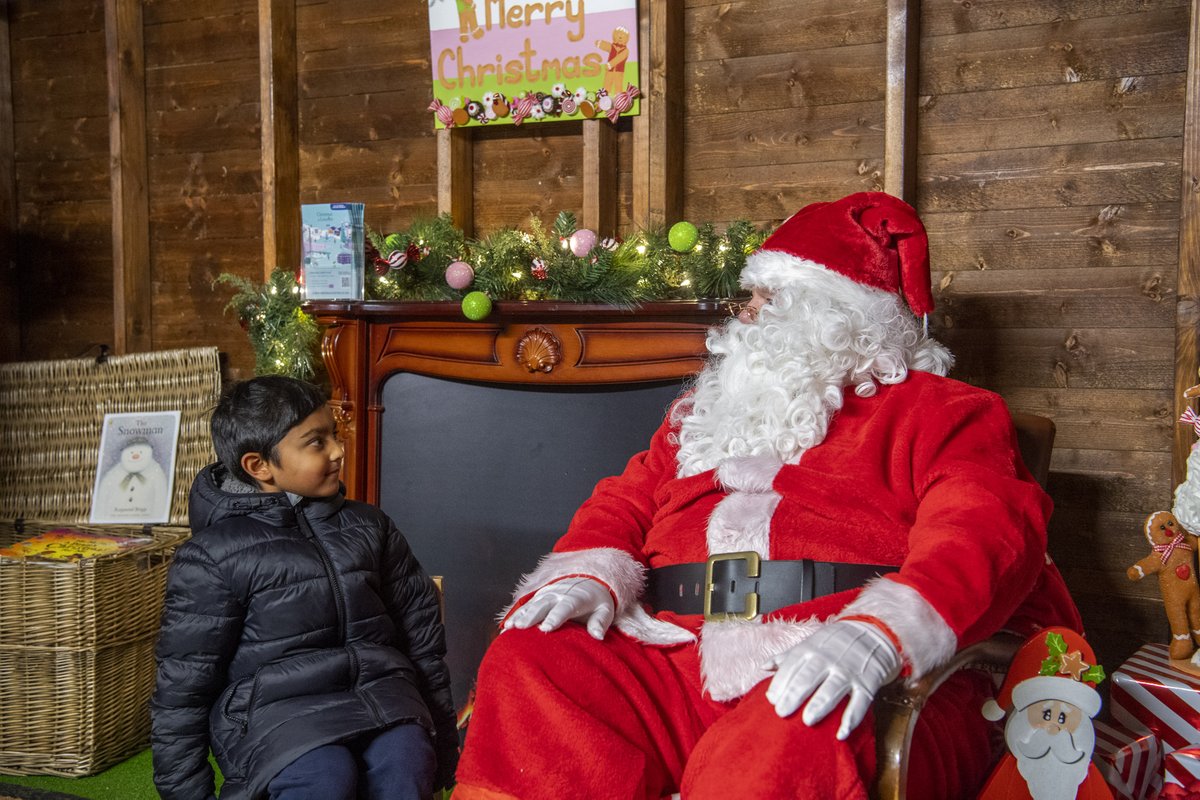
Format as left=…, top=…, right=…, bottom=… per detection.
left=0, top=528, right=154, bottom=562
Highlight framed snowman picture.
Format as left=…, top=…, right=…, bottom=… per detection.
left=89, top=410, right=181, bottom=525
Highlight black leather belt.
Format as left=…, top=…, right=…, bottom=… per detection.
left=645, top=551, right=898, bottom=621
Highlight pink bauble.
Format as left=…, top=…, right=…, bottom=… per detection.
left=569, top=228, right=598, bottom=257
left=445, top=260, right=475, bottom=289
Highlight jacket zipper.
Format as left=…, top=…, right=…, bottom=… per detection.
left=296, top=507, right=347, bottom=640
left=295, top=505, right=384, bottom=725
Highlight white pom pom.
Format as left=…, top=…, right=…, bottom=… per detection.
left=981, top=698, right=1006, bottom=722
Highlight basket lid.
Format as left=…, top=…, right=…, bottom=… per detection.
left=0, top=347, right=221, bottom=526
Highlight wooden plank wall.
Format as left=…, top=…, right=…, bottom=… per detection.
left=3, top=0, right=1195, bottom=668
left=144, top=0, right=262, bottom=377
left=0, top=0, right=17, bottom=363
left=9, top=0, right=112, bottom=358
left=919, top=0, right=1189, bottom=670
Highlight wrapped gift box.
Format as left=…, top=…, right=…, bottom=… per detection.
left=1111, top=643, right=1200, bottom=793
left=1163, top=747, right=1200, bottom=796
left=1094, top=717, right=1164, bottom=800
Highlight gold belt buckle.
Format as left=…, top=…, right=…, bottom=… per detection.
left=704, top=551, right=761, bottom=621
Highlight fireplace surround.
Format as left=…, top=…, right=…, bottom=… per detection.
left=308, top=300, right=725, bottom=705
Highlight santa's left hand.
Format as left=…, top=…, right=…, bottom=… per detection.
left=764, top=619, right=902, bottom=741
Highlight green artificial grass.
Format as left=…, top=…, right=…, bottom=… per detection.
left=0, top=750, right=162, bottom=800
left=2, top=753, right=453, bottom=799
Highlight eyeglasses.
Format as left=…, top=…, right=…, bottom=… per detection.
left=725, top=299, right=760, bottom=322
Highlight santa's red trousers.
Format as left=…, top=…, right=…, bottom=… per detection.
left=453, top=625, right=997, bottom=799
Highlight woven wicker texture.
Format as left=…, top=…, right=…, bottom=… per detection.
left=0, top=347, right=220, bottom=524
left=0, top=348, right=221, bottom=777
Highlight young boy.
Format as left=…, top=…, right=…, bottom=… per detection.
left=151, top=376, right=457, bottom=800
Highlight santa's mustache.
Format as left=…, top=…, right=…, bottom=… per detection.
left=1014, top=724, right=1087, bottom=764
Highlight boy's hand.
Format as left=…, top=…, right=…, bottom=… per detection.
left=504, top=577, right=614, bottom=639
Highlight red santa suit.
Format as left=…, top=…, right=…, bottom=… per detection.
left=454, top=193, right=1084, bottom=800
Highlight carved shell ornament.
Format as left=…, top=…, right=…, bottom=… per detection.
left=516, top=328, right=562, bottom=374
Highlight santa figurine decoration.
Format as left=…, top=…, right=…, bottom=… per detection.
left=979, top=627, right=1114, bottom=800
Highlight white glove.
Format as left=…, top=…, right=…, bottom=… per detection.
left=503, top=577, right=615, bottom=640
left=764, top=619, right=902, bottom=741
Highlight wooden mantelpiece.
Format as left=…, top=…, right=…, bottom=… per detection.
left=307, top=300, right=726, bottom=503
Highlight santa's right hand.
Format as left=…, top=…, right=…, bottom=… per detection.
left=504, top=577, right=615, bottom=639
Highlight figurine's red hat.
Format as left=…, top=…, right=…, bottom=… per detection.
left=740, top=192, right=934, bottom=317
left=981, top=627, right=1103, bottom=722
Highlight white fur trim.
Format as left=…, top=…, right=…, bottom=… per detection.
left=741, top=252, right=895, bottom=309
left=1013, top=676, right=1101, bottom=719
left=706, top=489, right=779, bottom=558
left=699, top=616, right=822, bottom=701
left=504, top=548, right=696, bottom=646
left=839, top=577, right=958, bottom=679
left=741, top=252, right=834, bottom=294
left=715, top=455, right=784, bottom=493
left=614, top=604, right=696, bottom=645
left=505, top=547, right=646, bottom=617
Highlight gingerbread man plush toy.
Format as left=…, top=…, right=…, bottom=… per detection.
left=1127, top=510, right=1200, bottom=660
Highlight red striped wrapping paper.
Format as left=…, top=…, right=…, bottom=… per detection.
left=1159, top=747, right=1200, bottom=798
left=1094, top=717, right=1164, bottom=800
left=1111, top=644, right=1200, bottom=791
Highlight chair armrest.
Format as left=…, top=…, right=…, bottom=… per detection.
left=871, top=632, right=1023, bottom=800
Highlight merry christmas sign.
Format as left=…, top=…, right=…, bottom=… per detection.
left=428, top=0, right=641, bottom=128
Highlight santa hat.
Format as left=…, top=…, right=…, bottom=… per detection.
left=739, top=192, right=934, bottom=317
left=981, top=627, right=1105, bottom=722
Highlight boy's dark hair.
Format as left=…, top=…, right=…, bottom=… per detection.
left=211, top=375, right=329, bottom=485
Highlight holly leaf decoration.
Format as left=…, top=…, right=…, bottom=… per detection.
left=1083, top=664, right=1106, bottom=685
left=1039, top=631, right=1069, bottom=676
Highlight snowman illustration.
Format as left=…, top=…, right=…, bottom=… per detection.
left=93, top=437, right=170, bottom=522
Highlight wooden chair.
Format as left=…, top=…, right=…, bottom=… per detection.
left=870, top=412, right=1056, bottom=800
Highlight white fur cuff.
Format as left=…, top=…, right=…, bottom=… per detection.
left=838, top=577, right=957, bottom=679
left=504, top=547, right=647, bottom=618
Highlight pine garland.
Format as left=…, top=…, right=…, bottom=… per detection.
left=213, top=269, right=325, bottom=384
left=367, top=211, right=770, bottom=307
left=218, top=212, right=772, bottom=379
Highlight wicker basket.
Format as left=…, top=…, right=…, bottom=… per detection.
left=0, top=348, right=220, bottom=776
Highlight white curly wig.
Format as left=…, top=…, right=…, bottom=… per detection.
left=671, top=266, right=952, bottom=478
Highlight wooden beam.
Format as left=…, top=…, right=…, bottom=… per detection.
left=883, top=0, right=920, bottom=204
left=0, top=0, right=17, bottom=361
left=106, top=0, right=151, bottom=353
left=632, top=0, right=683, bottom=229
left=582, top=120, right=617, bottom=236
left=437, top=128, right=474, bottom=234
left=1174, top=0, right=1200, bottom=487
left=259, top=0, right=299, bottom=282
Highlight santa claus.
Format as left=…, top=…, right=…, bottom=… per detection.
left=978, top=628, right=1114, bottom=800
left=453, top=192, right=1084, bottom=799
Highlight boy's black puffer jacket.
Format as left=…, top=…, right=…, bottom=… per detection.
left=151, top=464, right=457, bottom=800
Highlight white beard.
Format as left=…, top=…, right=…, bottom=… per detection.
left=1008, top=711, right=1095, bottom=800
left=672, top=275, right=952, bottom=478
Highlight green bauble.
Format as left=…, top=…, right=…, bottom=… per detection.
left=668, top=221, right=699, bottom=252
left=384, top=233, right=405, bottom=252
left=461, top=291, right=493, bottom=320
